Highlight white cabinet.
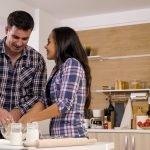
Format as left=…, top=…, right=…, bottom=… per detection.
left=88, top=132, right=150, bottom=150
left=131, top=133, right=150, bottom=150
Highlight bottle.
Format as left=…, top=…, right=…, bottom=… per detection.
left=107, top=95, right=115, bottom=128
left=103, top=116, right=108, bottom=129
left=147, top=97, right=150, bottom=117
left=147, top=104, right=150, bottom=116
left=107, top=115, right=112, bottom=129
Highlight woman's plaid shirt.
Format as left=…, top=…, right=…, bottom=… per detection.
left=46, top=58, right=87, bottom=137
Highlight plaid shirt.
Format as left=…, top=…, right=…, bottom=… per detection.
left=0, top=38, right=47, bottom=115
left=46, top=58, right=87, bottom=137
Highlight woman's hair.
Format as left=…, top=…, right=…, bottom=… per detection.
left=52, top=27, right=91, bottom=109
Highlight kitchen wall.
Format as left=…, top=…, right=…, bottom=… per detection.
left=60, top=8, right=150, bottom=111
left=0, top=0, right=36, bottom=47
left=77, top=23, right=150, bottom=110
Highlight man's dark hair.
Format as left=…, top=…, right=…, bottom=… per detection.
left=7, top=10, right=34, bottom=30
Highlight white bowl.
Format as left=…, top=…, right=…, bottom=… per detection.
left=1, top=125, right=26, bottom=140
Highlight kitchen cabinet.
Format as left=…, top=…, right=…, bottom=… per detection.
left=88, top=131, right=150, bottom=150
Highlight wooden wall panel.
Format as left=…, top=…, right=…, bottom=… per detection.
left=78, top=23, right=150, bottom=56
left=77, top=23, right=150, bottom=110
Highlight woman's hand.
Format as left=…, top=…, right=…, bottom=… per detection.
left=18, top=113, right=33, bottom=124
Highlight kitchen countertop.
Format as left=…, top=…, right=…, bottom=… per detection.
left=87, top=128, right=150, bottom=133
left=0, top=139, right=114, bottom=150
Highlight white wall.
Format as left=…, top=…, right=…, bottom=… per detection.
left=38, top=10, right=60, bottom=76
left=61, top=8, right=150, bottom=31
left=0, top=0, right=39, bottom=50
left=0, top=0, right=35, bottom=40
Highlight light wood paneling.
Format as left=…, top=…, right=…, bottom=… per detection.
left=77, top=23, right=150, bottom=110
left=78, top=23, right=150, bottom=56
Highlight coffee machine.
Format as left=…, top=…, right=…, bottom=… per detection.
left=90, top=109, right=104, bottom=129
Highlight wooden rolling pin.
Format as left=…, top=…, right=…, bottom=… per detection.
left=24, top=138, right=97, bottom=148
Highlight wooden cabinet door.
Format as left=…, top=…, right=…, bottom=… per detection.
left=88, top=132, right=129, bottom=150
left=130, top=133, right=150, bottom=150
left=88, top=132, right=150, bottom=150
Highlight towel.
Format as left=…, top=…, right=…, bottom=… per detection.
left=120, top=99, right=133, bottom=129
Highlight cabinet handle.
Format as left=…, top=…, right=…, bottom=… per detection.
left=125, top=136, right=128, bottom=150
left=131, top=136, right=135, bottom=150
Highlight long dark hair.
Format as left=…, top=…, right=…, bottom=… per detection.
left=52, top=27, right=91, bottom=109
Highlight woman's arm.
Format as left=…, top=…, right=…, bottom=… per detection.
left=18, top=101, right=45, bottom=123
left=19, top=102, right=61, bottom=124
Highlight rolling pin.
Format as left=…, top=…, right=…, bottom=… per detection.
left=24, top=138, right=97, bottom=148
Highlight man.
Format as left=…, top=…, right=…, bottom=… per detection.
left=0, top=10, right=47, bottom=137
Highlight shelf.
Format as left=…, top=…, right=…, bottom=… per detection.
left=88, top=56, right=100, bottom=60
left=92, top=89, right=150, bottom=93
left=88, top=54, right=150, bottom=61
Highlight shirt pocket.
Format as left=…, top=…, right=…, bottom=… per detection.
left=19, top=67, right=35, bottom=88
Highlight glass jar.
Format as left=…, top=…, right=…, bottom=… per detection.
left=10, top=123, right=22, bottom=145
left=130, top=80, right=141, bottom=89
left=26, top=122, right=39, bottom=143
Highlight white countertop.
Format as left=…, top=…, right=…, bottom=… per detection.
left=0, top=139, right=114, bottom=150
left=87, top=128, right=150, bottom=134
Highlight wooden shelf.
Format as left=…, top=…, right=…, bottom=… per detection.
left=88, top=56, right=100, bottom=60
left=88, top=54, right=150, bottom=61
left=92, top=89, right=150, bottom=93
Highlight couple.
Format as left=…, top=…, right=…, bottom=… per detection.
left=0, top=10, right=91, bottom=138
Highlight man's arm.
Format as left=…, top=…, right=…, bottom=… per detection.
left=17, top=56, right=47, bottom=115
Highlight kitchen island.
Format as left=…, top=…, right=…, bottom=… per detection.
left=0, top=139, right=114, bottom=150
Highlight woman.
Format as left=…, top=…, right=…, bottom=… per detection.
left=19, top=27, right=91, bottom=138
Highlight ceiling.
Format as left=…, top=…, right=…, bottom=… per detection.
left=23, top=0, right=150, bottom=19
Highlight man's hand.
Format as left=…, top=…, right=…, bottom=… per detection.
left=0, top=108, right=13, bottom=127
left=10, top=108, right=22, bottom=122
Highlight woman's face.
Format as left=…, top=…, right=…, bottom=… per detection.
left=45, top=32, right=56, bottom=60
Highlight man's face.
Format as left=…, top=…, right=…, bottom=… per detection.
left=5, top=26, right=32, bottom=54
